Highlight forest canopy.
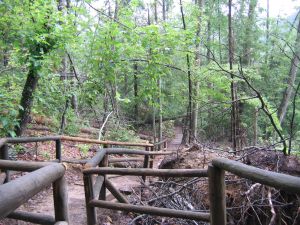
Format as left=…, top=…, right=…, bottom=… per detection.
left=0, top=0, right=300, bottom=155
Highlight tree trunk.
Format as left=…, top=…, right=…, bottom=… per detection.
left=218, top=0, right=222, bottom=62
left=191, top=0, right=204, bottom=142
left=59, top=98, right=70, bottom=134
left=253, top=108, right=258, bottom=145
left=278, top=12, right=300, bottom=125
left=133, top=63, right=139, bottom=119
left=241, top=0, right=257, bottom=65
left=228, top=0, right=238, bottom=152
left=162, top=0, right=166, bottom=21
left=180, top=0, right=193, bottom=144
left=15, top=64, right=39, bottom=136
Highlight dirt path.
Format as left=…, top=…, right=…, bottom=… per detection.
left=1, top=127, right=183, bottom=225
left=168, top=126, right=183, bottom=151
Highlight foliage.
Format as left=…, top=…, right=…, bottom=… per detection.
left=0, top=0, right=299, bottom=154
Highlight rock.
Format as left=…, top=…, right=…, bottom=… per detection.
left=159, top=155, right=182, bottom=169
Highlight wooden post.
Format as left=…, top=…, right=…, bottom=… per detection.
left=99, top=154, right=108, bottom=200
left=142, top=152, right=149, bottom=182
left=208, top=164, right=226, bottom=225
left=0, top=144, right=10, bottom=182
left=83, top=174, right=97, bottom=225
left=56, top=140, right=62, bottom=162
left=149, top=146, right=154, bottom=168
left=53, top=176, right=69, bottom=223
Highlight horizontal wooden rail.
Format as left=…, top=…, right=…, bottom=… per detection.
left=85, top=149, right=107, bottom=168
left=209, top=157, right=300, bottom=225
left=7, top=136, right=61, bottom=143
left=108, top=157, right=144, bottom=163
left=8, top=211, right=55, bottom=225
left=60, top=136, right=153, bottom=147
left=0, top=160, right=58, bottom=172
left=212, top=158, right=300, bottom=194
left=105, top=148, right=173, bottom=155
left=2, top=135, right=154, bottom=148
left=0, top=163, right=65, bottom=217
left=89, top=200, right=210, bottom=221
left=83, top=167, right=208, bottom=177
left=153, top=139, right=168, bottom=146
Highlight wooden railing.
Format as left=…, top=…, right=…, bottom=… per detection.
left=209, top=158, right=300, bottom=225
left=0, top=136, right=168, bottom=181
left=4, top=136, right=298, bottom=225
left=0, top=160, right=68, bottom=224
left=0, top=135, right=169, bottom=224
left=83, top=154, right=300, bottom=225
left=83, top=148, right=209, bottom=225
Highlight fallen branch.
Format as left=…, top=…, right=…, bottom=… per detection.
left=268, top=188, right=276, bottom=225
left=98, top=111, right=113, bottom=140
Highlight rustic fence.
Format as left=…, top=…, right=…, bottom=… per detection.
left=82, top=150, right=300, bottom=225
left=0, top=160, right=68, bottom=224
left=83, top=147, right=210, bottom=225
left=209, top=158, right=300, bottom=225
left=2, top=135, right=300, bottom=225
left=0, top=135, right=168, bottom=224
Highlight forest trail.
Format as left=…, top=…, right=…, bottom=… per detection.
left=3, top=128, right=183, bottom=225
left=168, top=126, right=183, bottom=151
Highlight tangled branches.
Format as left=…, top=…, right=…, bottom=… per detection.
left=128, top=177, right=209, bottom=225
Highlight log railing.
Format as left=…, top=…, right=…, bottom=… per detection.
left=0, top=135, right=168, bottom=182
left=209, top=158, right=300, bottom=225
left=83, top=155, right=300, bottom=225
left=0, top=160, right=68, bottom=224
left=0, top=135, right=169, bottom=224
left=83, top=153, right=210, bottom=225
left=6, top=136, right=300, bottom=225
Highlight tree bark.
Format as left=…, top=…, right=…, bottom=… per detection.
left=191, top=0, right=204, bottom=142
left=228, top=0, right=238, bottom=152
left=180, top=0, right=193, bottom=144
left=15, top=64, right=39, bottom=136
left=241, top=0, right=257, bottom=65
left=133, top=63, right=139, bottom=119
left=278, top=12, right=300, bottom=125
left=162, top=0, right=166, bottom=21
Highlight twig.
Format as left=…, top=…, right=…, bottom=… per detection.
left=244, top=183, right=261, bottom=196
left=98, top=111, right=113, bottom=140
left=268, top=188, right=276, bottom=225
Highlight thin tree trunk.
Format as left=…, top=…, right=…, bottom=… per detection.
left=265, top=0, right=269, bottom=63
left=133, top=63, right=139, bottom=119
left=253, top=108, right=258, bottom=145
left=180, top=0, right=192, bottom=144
left=158, top=78, right=163, bottom=146
left=218, top=0, right=222, bottom=62
left=278, top=12, right=300, bottom=125
left=242, top=0, right=257, bottom=65
left=15, top=64, right=39, bottom=136
left=191, top=0, right=204, bottom=142
left=228, top=0, right=238, bottom=152
left=162, top=0, right=166, bottom=21
left=288, top=80, right=300, bottom=154
left=59, top=98, right=70, bottom=134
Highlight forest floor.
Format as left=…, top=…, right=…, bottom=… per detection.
left=1, top=126, right=300, bottom=225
